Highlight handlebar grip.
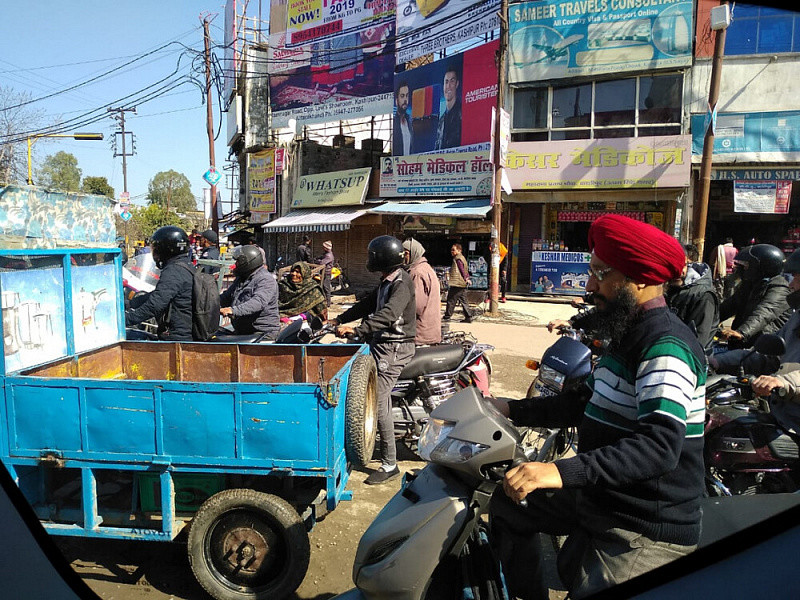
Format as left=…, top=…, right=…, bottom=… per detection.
left=510, top=456, right=529, bottom=508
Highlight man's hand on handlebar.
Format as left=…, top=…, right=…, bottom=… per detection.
left=503, top=461, right=563, bottom=503
left=751, top=375, right=784, bottom=397
left=547, top=319, right=571, bottom=333
left=335, top=325, right=355, bottom=338
left=718, top=328, right=743, bottom=341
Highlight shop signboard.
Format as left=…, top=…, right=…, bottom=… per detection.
left=530, top=250, right=590, bottom=296
left=268, top=0, right=395, bottom=128
left=292, top=167, right=371, bottom=208
left=734, top=180, right=792, bottom=214
left=691, top=111, right=800, bottom=163
left=508, top=0, right=693, bottom=84
left=247, top=149, right=277, bottom=223
left=392, top=41, right=498, bottom=155
left=379, top=151, right=494, bottom=197
left=506, top=135, right=691, bottom=190
left=401, top=215, right=454, bottom=232
left=396, top=0, right=499, bottom=63
left=285, top=0, right=395, bottom=47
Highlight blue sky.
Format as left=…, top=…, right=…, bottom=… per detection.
left=0, top=1, right=253, bottom=209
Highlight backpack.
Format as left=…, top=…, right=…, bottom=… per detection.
left=179, top=262, right=221, bottom=341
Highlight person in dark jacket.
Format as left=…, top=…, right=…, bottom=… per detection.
left=296, top=235, right=313, bottom=263
left=125, top=226, right=193, bottom=341
left=198, top=229, right=221, bottom=276
left=665, top=245, right=720, bottom=353
left=333, top=236, right=416, bottom=485
left=489, top=215, right=706, bottom=599
left=220, top=245, right=280, bottom=339
left=718, top=244, right=791, bottom=349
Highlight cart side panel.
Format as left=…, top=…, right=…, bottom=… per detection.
left=122, top=343, right=178, bottom=381
left=240, top=387, right=321, bottom=461
left=85, top=388, right=156, bottom=455
left=162, top=390, right=236, bottom=458
left=11, top=385, right=82, bottom=452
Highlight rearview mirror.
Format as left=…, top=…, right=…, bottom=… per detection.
left=754, top=333, right=786, bottom=357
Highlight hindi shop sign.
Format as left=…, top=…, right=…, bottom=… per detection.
left=380, top=151, right=494, bottom=197
left=292, top=167, right=371, bottom=209
left=247, top=150, right=277, bottom=223
left=505, top=135, right=691, bottom=190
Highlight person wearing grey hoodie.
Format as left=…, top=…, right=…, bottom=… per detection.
left=403, top=238, right=442, bottom=345
left=665, top=246, right=720, bottom=353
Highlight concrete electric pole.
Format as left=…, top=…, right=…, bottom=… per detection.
left=202, top=13, right=219, bottom=235
left=108, top=107, right=136, bottom=194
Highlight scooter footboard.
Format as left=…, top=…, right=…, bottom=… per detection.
left=353, top=465, right=472, bottom=600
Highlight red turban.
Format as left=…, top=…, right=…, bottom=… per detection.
left=588, top=214, right=685, bottom=285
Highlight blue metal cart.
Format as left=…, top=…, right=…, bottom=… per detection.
left=0, top=248, right=377, bottom=600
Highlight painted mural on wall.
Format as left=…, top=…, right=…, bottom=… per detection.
left=1, top=261, right=68, bottom=373
left=0, top=186, right=116, bottom=248
left=72, top=262, right=120, bottom=354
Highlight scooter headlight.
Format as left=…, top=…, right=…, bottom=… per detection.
left=418, top=418, right=488, bottom=464
left=539, top=364, right=566, bottom=391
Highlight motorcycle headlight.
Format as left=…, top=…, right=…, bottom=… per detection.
left=539, top=364, right=566, bottom=391
left=418, top=418, right=488, bottom=464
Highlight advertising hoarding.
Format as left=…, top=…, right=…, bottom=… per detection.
left=247, top=150, right=277, bottom=223
left=392, top=41, right=498, bottom=156
left=223, top=0, right=238, bottom=107
left=691, top=110, right=800, bottom=162
left=505, top=135, right=691, bottom=190
left=286, top=0, right=395, bottom=47
left=379, top=151, right=494, bottom=197
left=734, top=181, right=792, bottom=214
left=530, top=251, right=591, bottom=296
left=396, top=0, right=500, bottom=63
left=292, top=167, right=371, bottom=208
left=509, top=0, right=693, bottom=84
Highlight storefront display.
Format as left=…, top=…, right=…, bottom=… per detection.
left=530, top=250, right=591, bottom=296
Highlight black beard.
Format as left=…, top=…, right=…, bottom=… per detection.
left=584, top=285, right=641, bottom=347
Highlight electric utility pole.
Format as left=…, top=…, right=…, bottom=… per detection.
left=488, top=0, right=508, bottom=317
left=202, top=14, right=219, bottom=235
left=108, top=107, right=136, bottom=194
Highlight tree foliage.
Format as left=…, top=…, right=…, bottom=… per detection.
left=37, top=151, right=81, bottom=192
left=82, top=176, right=115, bottom=198
left=146, top=170, right=197, bottom=213
left=0, top=86, right=53, bottom=185
left=127, top=204, right=192, bottom=241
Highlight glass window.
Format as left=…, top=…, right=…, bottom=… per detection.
left=639, top=74, right=682, bottom=124
left=724, top=4, right=798, bottom=55
left=726, top=18, right=758, bottom=55
left=594, top=79, right=635, bottom=126
left=552, top=84, right=591, bottom=129
left=638, top=125, right=682, bottom=137
left=551, top=129, right=590, bottom=140
left=512, top=88, right=548, bottom=129
left=511, top=131, right=548, bottom=142
left=594, top=128, right=635, bottom=139
left=758, top=16, right=794, bottom=53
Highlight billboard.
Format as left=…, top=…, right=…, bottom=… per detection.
left=247, top=150, right=277, bottom=223
left=392, top=40, right=498, bottom=156
left=734, top=181, right=792, bottom=214
left=286, top=0, right=395, bottom=47
left=379, top=151, right=494, bottom=197
left=223, top=0, right=238, bottom=107
left=509, top=0, right=693, bottom=84
left=270, top=0, right=396, bottom=127
left=396, top=0, right=500, bottom=63
left=691, top=110, right=800, bottom=163
left=292, top=167, right=371, bottom=208
left=505, top=135, right=691, bottom=190
left=530, top=251, right=591, bottom=296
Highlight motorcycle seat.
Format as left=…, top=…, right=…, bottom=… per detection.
left=400, top=344, right=465, bottom=379
left=211, top=332, right=267, bottom=343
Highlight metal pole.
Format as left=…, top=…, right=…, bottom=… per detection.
left=120, top=110, right=128, bottom=194
left=203, top=16, right=219, bottom=235
left=27, top=137, right=33, bottom=185
left=693, top=5, right=728, bottom=262
left=488, top=0, right=508, bottom=317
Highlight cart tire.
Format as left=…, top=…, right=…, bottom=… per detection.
left=187, top=489, right=310, bottom=600
left=345, top=353, right=379, bottom=467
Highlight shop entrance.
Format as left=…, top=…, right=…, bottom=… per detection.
left=558, top=222, right=591, bottom=253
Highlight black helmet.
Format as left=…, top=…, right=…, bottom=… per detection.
left=785, top=248, right=800, bottom=275
left=735, top=244, right=785, bottom=280
left=366, top=235, right=405, bottom=273
left=151, top=226, right=190, bottom=268
left=233, top=244, right=264, bottom=279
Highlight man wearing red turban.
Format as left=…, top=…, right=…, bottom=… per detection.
left=490, top=214, right=707, bottom=598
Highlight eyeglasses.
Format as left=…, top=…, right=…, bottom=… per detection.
left=587, top=265, right=614, bottom=281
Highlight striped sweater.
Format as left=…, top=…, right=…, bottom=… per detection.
left=509, top=303, right=707, bottom=545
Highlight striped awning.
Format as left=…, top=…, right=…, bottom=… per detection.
left=261, top=205, right=369, bottom=233
left=367, top=197, right=492, bottom=219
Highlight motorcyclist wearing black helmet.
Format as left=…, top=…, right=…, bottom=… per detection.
left=125, top=225, right=194, bottom=341
left=220, top=244, right=280, bottom=339
left=717, top=243, right=791, bottom=349
left=331, top=235, right=416, bottom=485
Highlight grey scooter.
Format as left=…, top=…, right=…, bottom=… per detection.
left=334, top=385, right=521, bottom=600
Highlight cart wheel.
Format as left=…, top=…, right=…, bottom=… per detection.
left=188, top=489, right=310, bottom=600
left=345, top=353, right=379, bottom=467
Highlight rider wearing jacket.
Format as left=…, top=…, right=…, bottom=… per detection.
left=665, top=251, right=719, bottom=354
left=125, top=226, right=193, bottom=341
left=718, top=244, right=791, bottom=348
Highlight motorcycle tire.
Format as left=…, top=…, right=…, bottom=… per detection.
left=345, top=353, right=379, bottom=467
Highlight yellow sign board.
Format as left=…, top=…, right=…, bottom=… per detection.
left=247, top=150, right=276, bottom=223
left=292, top=167, right=371, bottom=209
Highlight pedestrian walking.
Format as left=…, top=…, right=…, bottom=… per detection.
left=443, top=243, right=472, bottom=323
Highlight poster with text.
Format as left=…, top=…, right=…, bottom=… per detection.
left=380, top=151, right=493, bottom=197
left=396, top=0, right=500, bottom=63
left=530, top=251, right=591, bottom=296
left=247, top=150, right=277, bottom=224
left=734, top=180, right=792, bottom=214
left=392, top=41, right=498, bottom=156
left=286, top=0, right=395, bottom=47
left=509, top=0, right=693, bottom=84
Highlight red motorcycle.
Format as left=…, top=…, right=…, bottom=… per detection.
left=705, top=334, right=800, bottom=496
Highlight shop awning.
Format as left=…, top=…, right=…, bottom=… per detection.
left=368, top=198, right=492, bottom=219
left=261, top=205, right=369, bottom=233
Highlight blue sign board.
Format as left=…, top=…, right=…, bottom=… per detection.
left=509, top=0, right=693, bottom=84
left=203, top=167, right=222, bottom=186
left=531, top=251, right=591, bottom=296
left=691, top=110, right=800, bottom=156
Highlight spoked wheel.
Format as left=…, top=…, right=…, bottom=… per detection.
left=188, top=489, right=310, bottom=600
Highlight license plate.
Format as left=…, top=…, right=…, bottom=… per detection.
left=533, top=380, right=557, bottom=397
